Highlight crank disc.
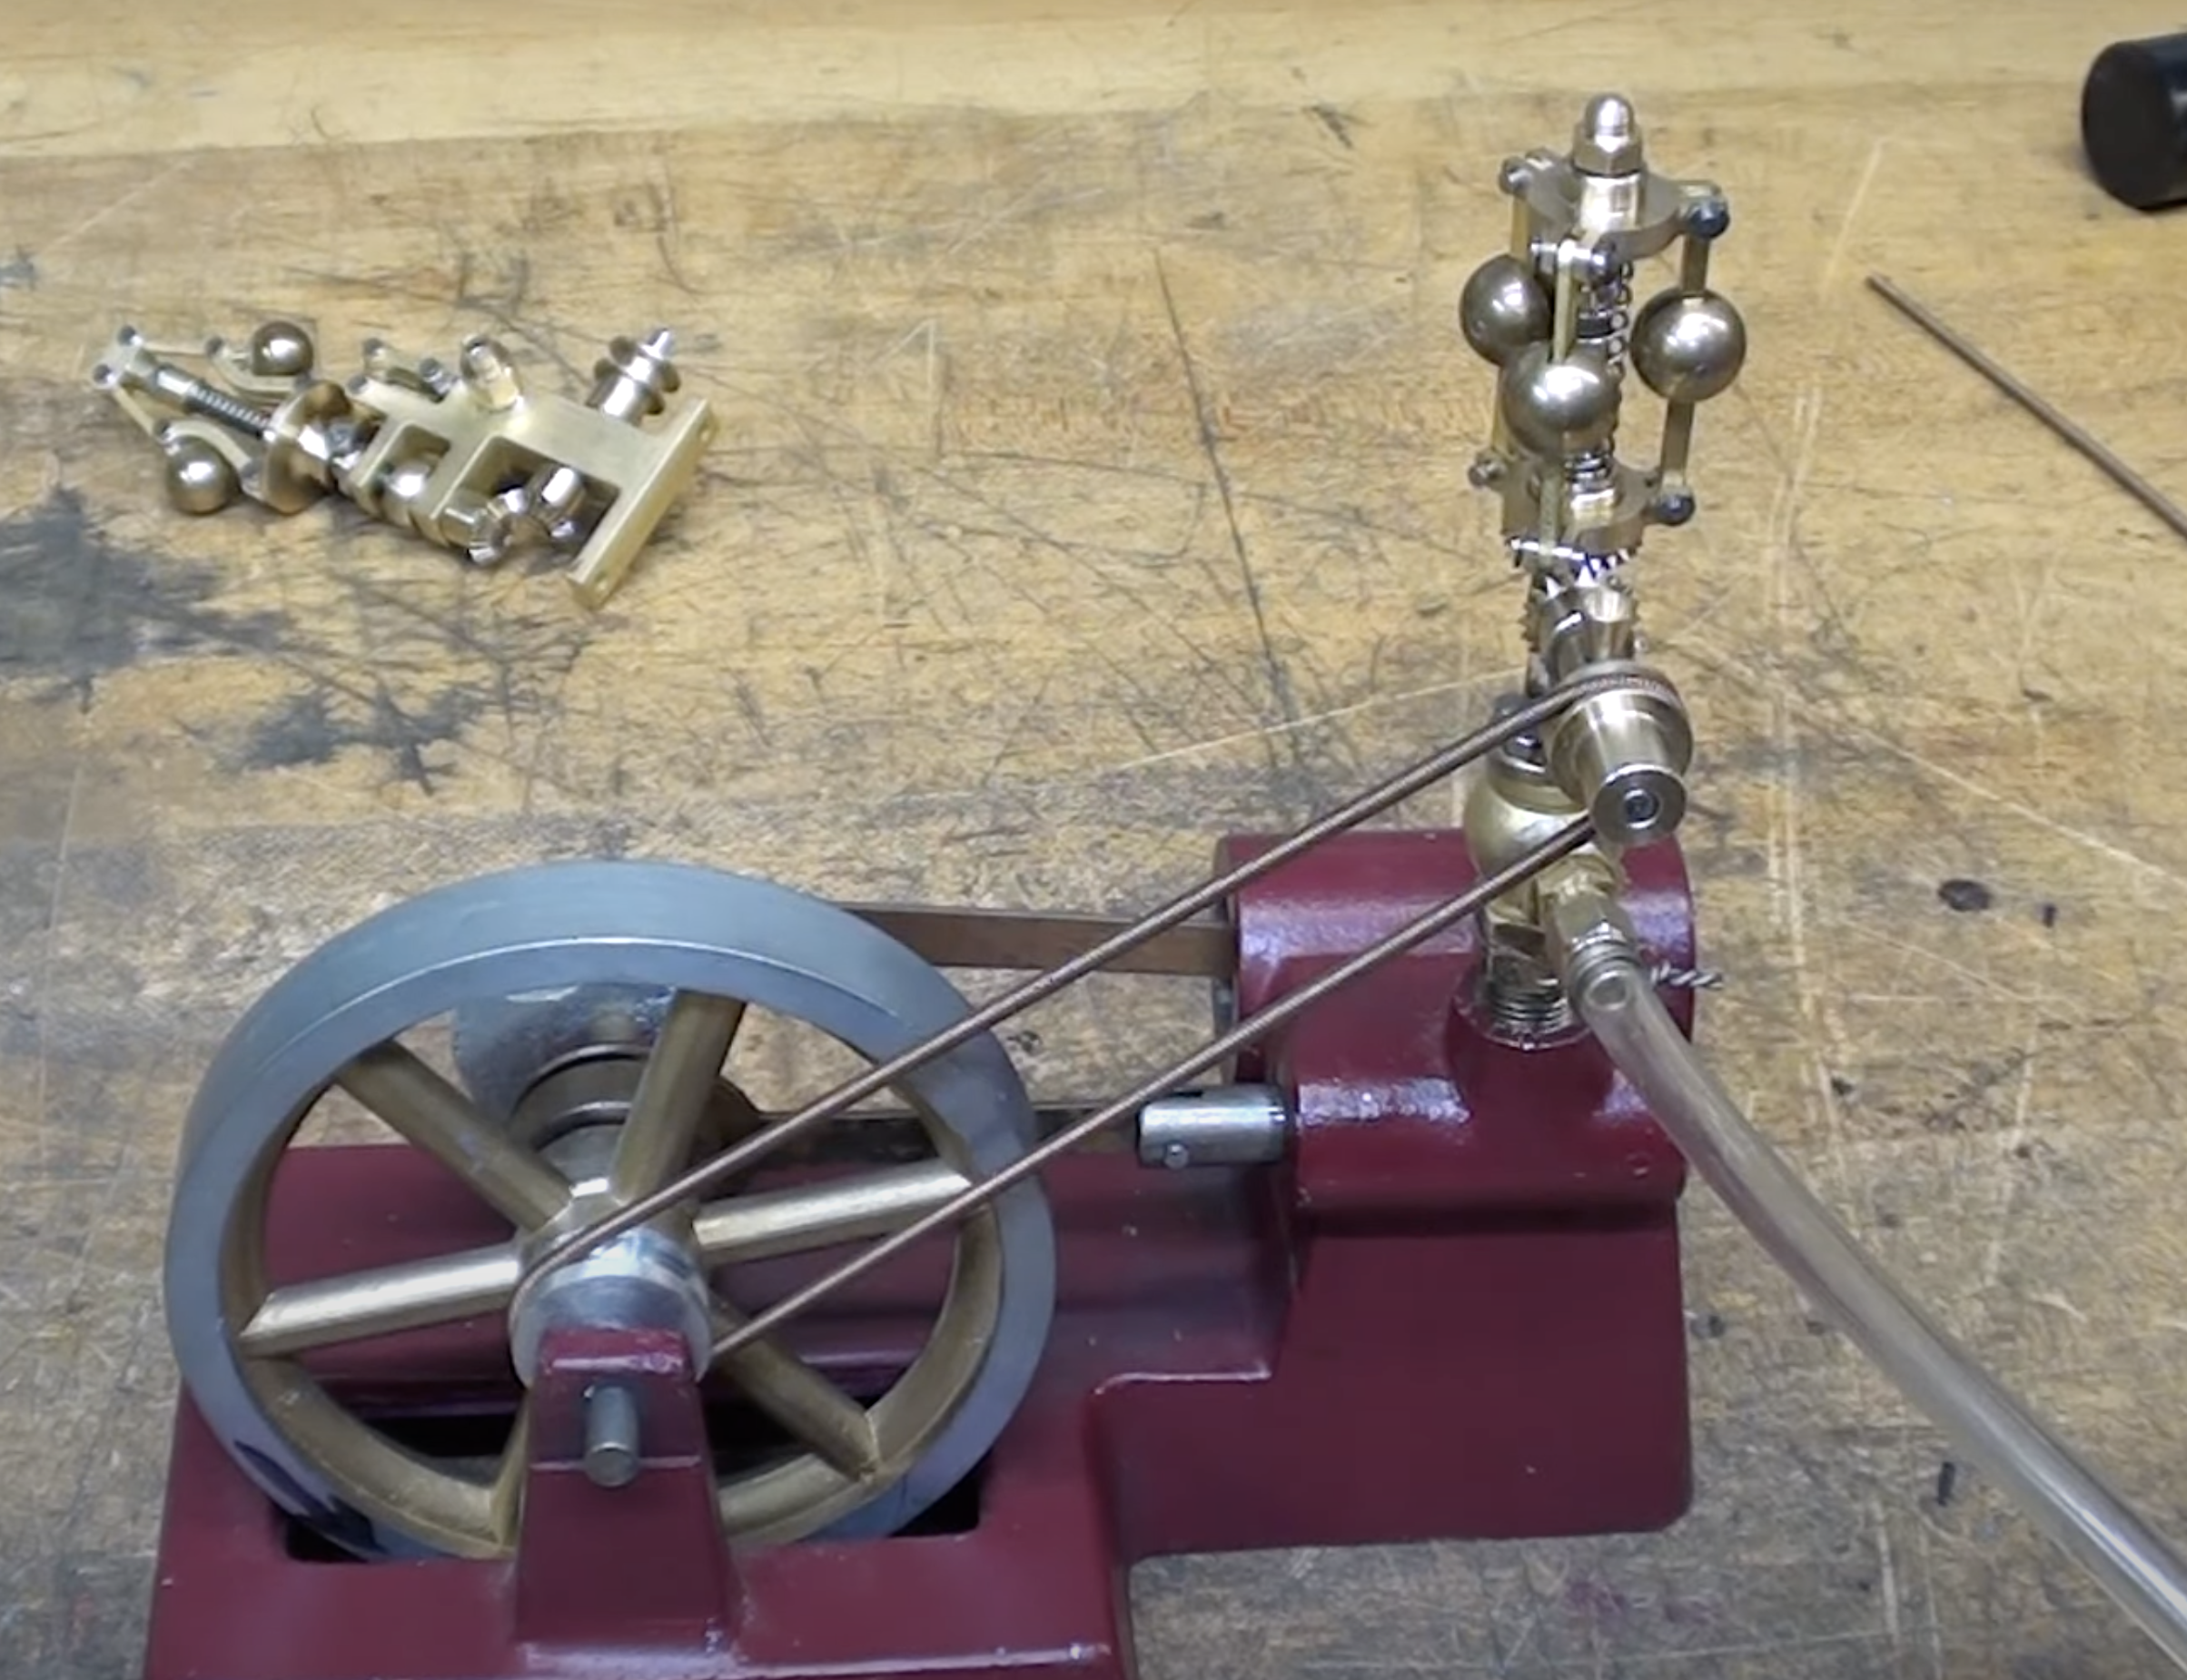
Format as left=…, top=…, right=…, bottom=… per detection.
left=164, top=860, right=1056, bottom=1559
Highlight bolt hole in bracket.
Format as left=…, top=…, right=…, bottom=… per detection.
left=91, top=319, right=716, bottom=606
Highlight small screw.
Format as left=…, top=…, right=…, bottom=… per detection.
left=1654, top=489, right=1697, bottom=526
left=1619, top=786, right=1662, bottom=829
left=1161, top=1141, right=1192, bottom=1170
left=416, top=356, right=456, bottom=397
left=1685, top=198, right=1730, bottom=240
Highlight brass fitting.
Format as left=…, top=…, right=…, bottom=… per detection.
left=92, top=319, right=715, bottom=607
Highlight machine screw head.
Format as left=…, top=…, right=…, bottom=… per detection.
left=1684, top=197, right=1731, bottom=240
left=1459, top=254, right=1552, bottom=367
left=458, top=336, right=525, bottom=410
left=1653, top=488, right=1697, bottom=526
left=440, top=498, right=515, bottom=566
left=415, top=356, right=457, bottom=398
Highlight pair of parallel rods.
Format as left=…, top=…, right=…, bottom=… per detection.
left=513, top=671, right=1664, bottom=1341
left=715, top=811, right=1592, bottom=1356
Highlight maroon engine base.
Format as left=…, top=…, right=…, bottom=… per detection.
left=143, top=829, right=1698, bottom=1680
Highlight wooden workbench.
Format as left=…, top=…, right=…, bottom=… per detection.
left=6, top=2, right=2187, bottom=1673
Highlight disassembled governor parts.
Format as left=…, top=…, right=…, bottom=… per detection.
left=93, top=320, right=715, bottom=606
left=140, top=98, right=2187, bottom=1680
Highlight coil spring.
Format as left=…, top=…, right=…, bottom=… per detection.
left=1576, top=263, right=1635, bottom=367
left=1563, top=446, right=1618, bottom=492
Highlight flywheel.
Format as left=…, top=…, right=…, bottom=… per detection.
left=163, top=860, right=1057, bottom=1559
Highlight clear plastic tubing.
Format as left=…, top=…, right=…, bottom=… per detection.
left=1570, top=944, right=2187, bottom=1671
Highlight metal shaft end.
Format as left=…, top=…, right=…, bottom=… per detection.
left=1136, top=1084, right=1291, bottom=1169
left=582, top=1383, right=642, bottom=1489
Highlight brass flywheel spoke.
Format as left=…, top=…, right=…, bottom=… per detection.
left=337, top=1043, right=570, bottom=1229
left=709, top=1300, right=880, bottom=1478
left=240, top=1242, right=520, bottom=1359
left=692, top=1161, right=970, bottom=1267
left=608, top=992, right=747, bottom=1203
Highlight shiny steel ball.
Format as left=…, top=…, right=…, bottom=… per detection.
left=164, top=441, right=239, bottom=514
left=1630, top=289, right=1747, bottom=403
left=247, top=319, right=315, bottom=380
left=1499, top=343, right=1621, bottom=459
left=1458, top=254, right=1550, bottom=366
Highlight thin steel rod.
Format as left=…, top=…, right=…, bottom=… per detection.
left=691, top=1161, right=972, bottom=1265
left=1866, top=273, right=2187, bottom=544
left=708, top=1301, right=880, bottom=1477
left=517, top=669, right=1667, bottom=1300
left=712, top=816, right=1595, bottom=1359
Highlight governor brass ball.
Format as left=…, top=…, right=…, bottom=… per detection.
left=164, top=441, right=238, bottom=515
left=246, top=320, right=316, bottom=381
left=1630, top=289, right=1747, bottom=403
left=1499, top=343, right=1621, bottom=458
left=1459, top=254, right=1550, bottom=366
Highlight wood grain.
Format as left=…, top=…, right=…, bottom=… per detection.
left=5, top=3, right=2187, bottom=1675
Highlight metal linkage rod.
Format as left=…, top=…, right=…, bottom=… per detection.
left=1866, top=274, right=2187, bottom=545
left=518, top=669, right=1669, bottom=1305
left=712, top=815, right=1595, bottom=1358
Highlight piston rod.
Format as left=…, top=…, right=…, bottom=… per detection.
left=517, top=669, right=1674, bottom=1301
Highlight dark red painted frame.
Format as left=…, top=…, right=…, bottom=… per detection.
left=144, top=829, right=1697, bottom=1680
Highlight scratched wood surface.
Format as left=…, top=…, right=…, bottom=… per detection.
left=6, top=1, right=2187, bottom=1674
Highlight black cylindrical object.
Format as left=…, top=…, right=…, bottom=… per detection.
left=2083, top=32, right=2187, bottom=211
